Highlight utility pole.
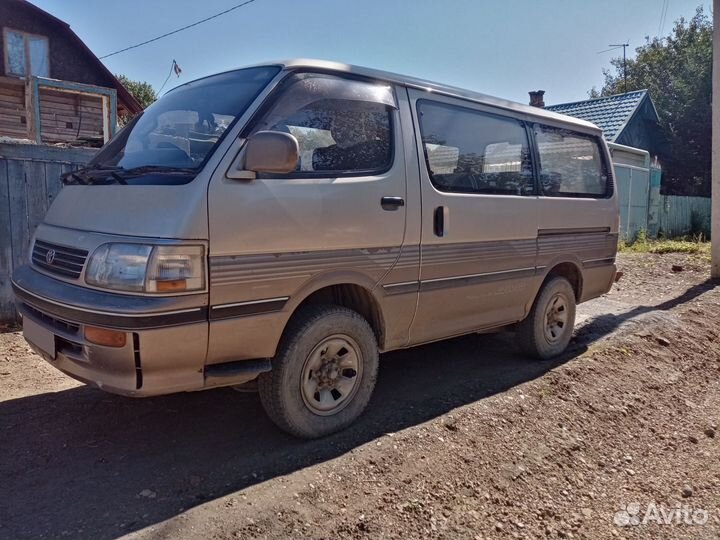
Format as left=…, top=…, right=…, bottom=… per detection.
left=609, top=43, right=630, bottom=94
left=712, top=0, right=720, bottom=278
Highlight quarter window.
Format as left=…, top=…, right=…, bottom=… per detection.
left=417, top=100, right=533, bottom=195
left=252, top=74, right=395, bottom=175
left=4, top=29, right=49, bottom=77
left=534, top=126, right=609, bottom=197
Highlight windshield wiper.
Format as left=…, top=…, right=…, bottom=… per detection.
left=115, top=165, right=197, bottom=177
left=61, top=165, right=124, bottom=186
left=62, top=172, right=89, bottom=185
left=61, top=164, right=196, bottom=185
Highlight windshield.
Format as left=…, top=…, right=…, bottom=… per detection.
left=80, top=66, right=280, bottom=185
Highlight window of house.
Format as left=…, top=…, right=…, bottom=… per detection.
left=251, top=74, right=396, bottom=176
left=4, top=29, right=49, bottom=77
left=417, top=100, right=534, bottom=195
left=534, top=125, right=609, bottom=197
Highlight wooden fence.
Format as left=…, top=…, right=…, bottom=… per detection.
left=0, top=143, right=95, bottom=321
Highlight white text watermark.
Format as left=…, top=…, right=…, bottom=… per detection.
left=614, top=502, right=714, bottom=527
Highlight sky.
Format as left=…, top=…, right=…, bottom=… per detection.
left=32, top=0, right=709, bottom=106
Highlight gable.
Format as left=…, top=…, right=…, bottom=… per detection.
left=546, top=91, right=658, bottom=143
left=0, top=0, right=141, bottom=114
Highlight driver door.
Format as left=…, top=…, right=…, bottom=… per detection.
left=206, top=73, right=411, bottom=363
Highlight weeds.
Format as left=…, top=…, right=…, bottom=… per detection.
left=619, top=230, right=710, bottom=255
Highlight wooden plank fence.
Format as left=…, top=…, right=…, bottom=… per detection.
left=0, top=143, right=96, bottom=321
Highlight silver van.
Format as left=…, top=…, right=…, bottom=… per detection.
left=12, top=60, right=618, bottom=438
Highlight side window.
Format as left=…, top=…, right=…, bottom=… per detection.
left=534, top=125, right=609, bottom=197
left=251, top=74, right=396, bottom=175
left=417, top=100, right=533, bottom=195
left=4, top=29, right=49, bottom=77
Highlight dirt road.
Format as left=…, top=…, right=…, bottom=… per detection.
left=1, top=252, right=719, bottom=540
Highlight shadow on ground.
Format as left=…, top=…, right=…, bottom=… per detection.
left=0, top=280, right=715, bottom=540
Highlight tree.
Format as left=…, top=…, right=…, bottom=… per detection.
left=591, top=7, right=712, bottom=196
left=116, top=74, right=157, bottom=111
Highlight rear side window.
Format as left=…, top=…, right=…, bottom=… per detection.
left=417, top=100, right=533, bottom=195
left=251, top=74, right=396, bottom=176
left=534, top=126, right=610, bottom=197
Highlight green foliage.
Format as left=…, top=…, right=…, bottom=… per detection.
left=116, top=74, right=157, bottom=111
left=591, top=7, right=712, bottom=196
left=619, top=232, right=710, bottom=255
left=635, top=228, right=648, bottom=245
left=689, top=209, right=711, bottom=237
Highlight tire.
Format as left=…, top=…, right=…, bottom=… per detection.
left=258, top=304, right=379, bottom=439
left=517, top=276, right=576, bottom=360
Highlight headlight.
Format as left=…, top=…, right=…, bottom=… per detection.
left=86, top=243, right=205, bottom=293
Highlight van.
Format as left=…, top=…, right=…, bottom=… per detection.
left=12, top=60, right=618, bottom=438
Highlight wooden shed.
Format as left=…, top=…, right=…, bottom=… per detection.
left=0, top=0, right=142, bottom=146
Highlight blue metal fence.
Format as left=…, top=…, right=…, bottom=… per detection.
left=654, top=195, right=712, bottom=238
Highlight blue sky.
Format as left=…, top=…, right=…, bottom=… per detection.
left=34, top=0, right=707, bottom=105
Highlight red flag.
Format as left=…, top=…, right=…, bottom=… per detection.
left=172, top=60, right=182, bottom=77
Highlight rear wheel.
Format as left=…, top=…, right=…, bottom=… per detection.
left=518, top=276, right=576, bottom=360
left=258, top=305, right=379, bottom=438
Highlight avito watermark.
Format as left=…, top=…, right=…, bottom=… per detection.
left=614, top=502, right=711, bottom=527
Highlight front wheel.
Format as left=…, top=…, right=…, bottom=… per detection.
left=517, top=276, right=576, bottom=360
left=258, top=305, right=379, bottom=439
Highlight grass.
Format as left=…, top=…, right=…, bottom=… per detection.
left=619, top=231, right=711, bottom=256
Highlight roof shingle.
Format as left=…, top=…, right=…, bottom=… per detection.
left=546, top=90, right=648, bottom=142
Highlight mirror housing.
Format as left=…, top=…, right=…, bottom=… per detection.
left=228, top=131, right=299, bottom=180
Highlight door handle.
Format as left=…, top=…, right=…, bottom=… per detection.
left=381, top=196, right=405, bottom=211
left=434, top=206, right=448, bottom=237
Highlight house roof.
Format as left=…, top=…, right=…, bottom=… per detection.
left=20, top=1, right=142, bottom=115
left=546, top=90, right=659, bottom=142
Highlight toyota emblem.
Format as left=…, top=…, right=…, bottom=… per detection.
left=45, top=249, right=56, bottom=265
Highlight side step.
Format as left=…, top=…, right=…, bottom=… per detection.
left=204, top=358, right=271, bottom=389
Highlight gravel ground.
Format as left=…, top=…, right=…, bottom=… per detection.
left=0, top=252, right=718, bottom=540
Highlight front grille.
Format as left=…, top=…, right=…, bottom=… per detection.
left=23, top=303, right=80, bottom=336
left=32, top=240, right=88, bottom=279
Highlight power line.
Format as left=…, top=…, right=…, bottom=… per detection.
left=99, top=0, right=260, bottom=59
left=658, top=0, right=669, bottom=35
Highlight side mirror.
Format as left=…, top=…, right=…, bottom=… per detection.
left=227, top=131, right=299, bottom=180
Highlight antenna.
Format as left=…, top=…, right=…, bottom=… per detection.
left=609, top=43, right=630, bottom=94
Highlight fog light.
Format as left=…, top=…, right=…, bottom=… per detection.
left=84, top=326, right=127, bottom=348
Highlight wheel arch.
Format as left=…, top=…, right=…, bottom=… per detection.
left=282, top=273, right=387, bottom=349
left=545, top=261, right=584, bottom=301
left=526, top=258, right=584, bottom=315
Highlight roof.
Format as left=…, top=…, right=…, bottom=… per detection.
left=178, top=59, right=602, bottom=135
left=19, top=1, right=143, bottom=115
left=546, top=90, right=658, bottom=142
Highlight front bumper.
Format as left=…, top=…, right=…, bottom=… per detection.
left=12, top=265, right=209, bottom=396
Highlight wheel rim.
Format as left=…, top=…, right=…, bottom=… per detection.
left=300, top=334, right=363, bottom=416
left=543, top=292, right=569, bottom=344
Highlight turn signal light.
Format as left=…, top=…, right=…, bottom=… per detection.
left=155, top=279, right=187, bottom=292
left=84, top=326, right=127, bottom=348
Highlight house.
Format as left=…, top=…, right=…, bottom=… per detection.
left=0, top=0, right=141, bottom=146
left=545, top=90, right=661, bottom=158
